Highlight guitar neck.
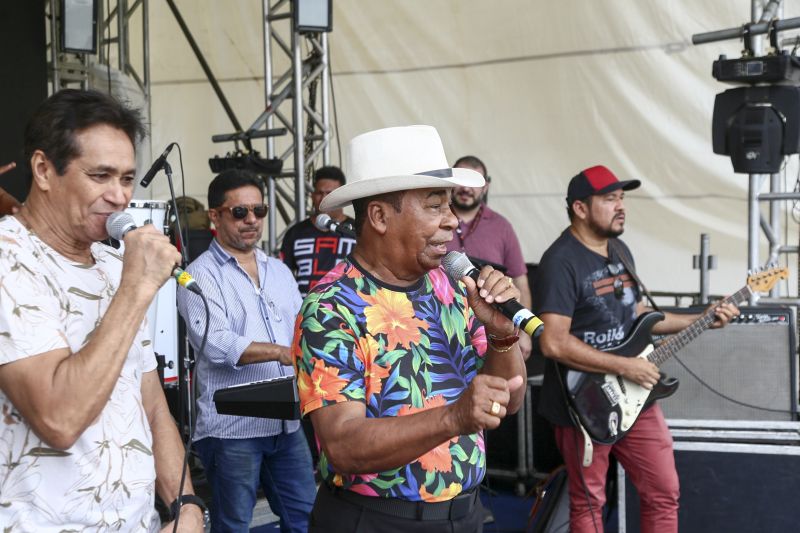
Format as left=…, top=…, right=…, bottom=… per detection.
left=648, top=286, right=750, bottom=367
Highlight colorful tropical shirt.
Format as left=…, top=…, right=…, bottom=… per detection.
left=293, top=257, right=488, bottom=502
left=0, top=216, right=159, bottom=532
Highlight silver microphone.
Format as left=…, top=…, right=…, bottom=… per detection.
left=106, top=211, right=202, bottom=294
left=314, top=213, right=356, bottom=238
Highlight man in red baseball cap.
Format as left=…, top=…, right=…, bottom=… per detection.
left=531, top=165, right=738, bottom=533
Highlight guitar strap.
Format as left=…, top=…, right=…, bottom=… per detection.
left=609, top=238, right=660, bottom=312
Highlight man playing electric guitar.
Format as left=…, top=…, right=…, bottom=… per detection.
left=532, top=166, right=739, bottom=533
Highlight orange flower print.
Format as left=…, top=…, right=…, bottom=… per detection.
left=398, top=395, right=457, bottom=473
left=419, top=482, right=463, bottom=502
left=297, top=358, right=349, bottom=413
left=361, top=288, right=429, bottom=349
left=354, top=335, right=390, bottom=402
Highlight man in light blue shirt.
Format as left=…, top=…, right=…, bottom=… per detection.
left=177, top=169, right=315, bottom=532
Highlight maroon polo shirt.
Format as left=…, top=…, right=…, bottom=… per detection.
left=445, top=204, right=527, bottom=277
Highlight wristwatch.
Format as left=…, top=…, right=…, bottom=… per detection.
left=170, top=494, right=209, bottom=527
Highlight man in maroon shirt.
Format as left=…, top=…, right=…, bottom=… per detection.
left=445, top=155, right=532, bottom=359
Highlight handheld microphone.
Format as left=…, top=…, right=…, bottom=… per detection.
left=442, top=251, right=543, bottom=337
left=106, top=211, right=202, bottom=294
left=139, top=143, right=175, bottom=188
left=314, top=213, right=356, bottom=238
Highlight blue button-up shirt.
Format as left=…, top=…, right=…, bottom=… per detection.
left=177, top=239, right=302, bottom=441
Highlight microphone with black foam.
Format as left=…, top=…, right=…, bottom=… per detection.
left=314, top=213, right=356, bottom=238
left=106, top=211, right=202, bottom=294
left=442, top=251, right=543, bottom=337
left=139, top=143, right=175, bottom=188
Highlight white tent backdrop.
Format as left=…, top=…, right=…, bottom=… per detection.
left=140, top=0, right=800, bottom=299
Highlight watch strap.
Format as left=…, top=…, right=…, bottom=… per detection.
left=169, top=494, right=207, bottom=520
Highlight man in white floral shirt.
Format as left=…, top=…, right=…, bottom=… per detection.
left=0, top=89, right=203, bottom=532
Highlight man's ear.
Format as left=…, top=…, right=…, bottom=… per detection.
left=366, top=200, right=390, bottom=236
left=572, top=199, right=589, bottom=220
left=30, top=150, right=54, bottom=192
left=208, top=208, right=220, bottom=226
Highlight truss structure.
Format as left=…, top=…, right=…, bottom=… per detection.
left=46, top=0, right=150, bottom=103
left=260, top=0, right=332, bottom=253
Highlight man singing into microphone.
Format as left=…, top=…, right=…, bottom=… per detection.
left=293, top=125, right=527, bottom=531
left=177, top=169, right=316, bottom=532
left=280, top=166, right=356, bottom=296
left=0, top=89, right=203, bottom=531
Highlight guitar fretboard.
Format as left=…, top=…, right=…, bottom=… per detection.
left=648, top=286, right=751, bottom=367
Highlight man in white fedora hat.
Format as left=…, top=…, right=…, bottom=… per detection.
left=292, top=125, right=527, bottom=532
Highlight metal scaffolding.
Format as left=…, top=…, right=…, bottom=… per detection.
left=46, top=0, right=150, bottom=106
left=261, top=0, right=332, bottom=253
left=694, top=0, right=800, bottom=306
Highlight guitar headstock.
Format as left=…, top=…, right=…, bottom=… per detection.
left=747, top=267, right=789, bottom=293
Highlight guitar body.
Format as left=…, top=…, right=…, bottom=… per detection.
left=563, top=312, right=680, bottom=445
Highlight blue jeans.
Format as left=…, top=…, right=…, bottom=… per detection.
left=194, top=430, right=316, bottom=533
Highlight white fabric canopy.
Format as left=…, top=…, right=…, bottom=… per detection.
left=140, top=0, right=800, bottom=298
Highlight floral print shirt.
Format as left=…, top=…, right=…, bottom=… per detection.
left=0, top=216, right=159, bottom=532
left=293, top=257, right=487, bottom=502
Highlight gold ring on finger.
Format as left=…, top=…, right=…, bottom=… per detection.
left=490, top=400, right=501, bottom=416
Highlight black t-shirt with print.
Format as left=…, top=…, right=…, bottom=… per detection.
left=532, top=229, right=641, bottom=426
left=279, top=217, right=357, bottom=297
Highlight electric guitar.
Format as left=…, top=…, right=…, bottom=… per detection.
left=562, top=267, right=787, bottom=445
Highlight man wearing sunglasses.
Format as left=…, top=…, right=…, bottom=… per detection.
left=177, top=169, right=316, bottom=532
left=280, top=166, right=356, bottom=297
left=532, top=165, right=738, bottom=533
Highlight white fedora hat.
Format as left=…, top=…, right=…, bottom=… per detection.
left=320, top=125, right=485, bottom=211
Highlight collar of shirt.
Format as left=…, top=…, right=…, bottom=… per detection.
left=208, top=238, right=269, bottom=288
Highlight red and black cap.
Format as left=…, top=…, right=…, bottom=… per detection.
left=566, top=165, right=641, bottom=206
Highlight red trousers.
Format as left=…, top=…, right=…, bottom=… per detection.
left=554, top=404, right=679, bottom=533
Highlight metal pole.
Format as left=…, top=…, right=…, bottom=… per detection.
left=292, top=26, right=306, bottom=222
left=263, top=0, right=278, bottom=252
left=699, top=234, right=711, bottom=305
left=321, top=32, right=331, bottom=164
left=49, top=0, right=60, bottom=91
left=748, top=175, right=762, bottom=305
left=117, top=0, right=127, bottom=72
left=143, top=0, right=152, bottom=160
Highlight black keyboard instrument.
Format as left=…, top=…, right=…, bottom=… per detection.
left=213, top=374, right=300, bottom=420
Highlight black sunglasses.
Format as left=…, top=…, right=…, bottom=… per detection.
left=220, top=204, right=268, bottom=220
left=607, top=263, right=624, bottom=299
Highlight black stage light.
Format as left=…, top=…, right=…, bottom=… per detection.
left=293, top=0, right=332, bottom=34
left=712, top=85, right=800, bottom=174
left=61, top=0, right=98, bottom=54
left=208, top=151, right=283, bottom=176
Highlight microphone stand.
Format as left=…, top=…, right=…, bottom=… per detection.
left=163, top=161, right=194, bottom=441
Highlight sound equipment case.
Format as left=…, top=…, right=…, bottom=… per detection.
left=618, top=420, right=800, bottom=533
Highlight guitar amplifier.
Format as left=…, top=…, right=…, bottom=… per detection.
left=657, top=306, right=797, bottom=422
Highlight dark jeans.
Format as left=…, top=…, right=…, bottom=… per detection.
left=309, top=483, right=484, bottom=533
left=194, top=430, right=316, bottom=533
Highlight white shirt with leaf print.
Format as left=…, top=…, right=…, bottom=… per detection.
left=0, top=216, right=160, bottom=532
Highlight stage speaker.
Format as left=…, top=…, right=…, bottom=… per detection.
left=657, top=306, right=797, bottom=422
left=620, top=434, right=800, bottom=533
